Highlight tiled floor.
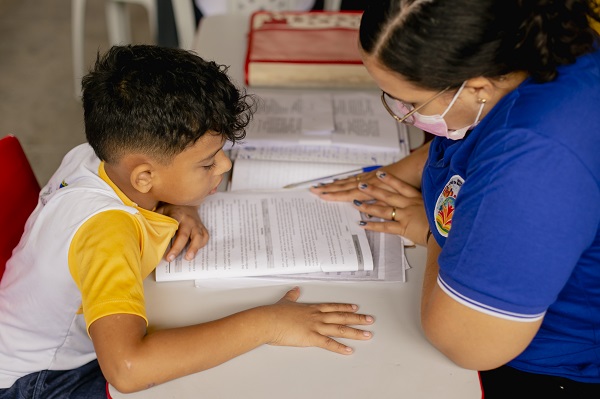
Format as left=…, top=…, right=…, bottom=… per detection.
left=1, top=0, right=151, bottom=185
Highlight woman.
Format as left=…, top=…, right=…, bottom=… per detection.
left=311, top=0, right=600, bottom=396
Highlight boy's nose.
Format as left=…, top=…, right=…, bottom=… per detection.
left=216, top=150, right=232, bottom=174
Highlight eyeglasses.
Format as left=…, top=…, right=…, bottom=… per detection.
left=381, top=87, right=450, bottom=124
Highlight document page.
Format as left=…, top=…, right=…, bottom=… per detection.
left=245, top=92, right=335, bottom=140
left=155, top=191, right=373, bottom=281
left=331, top=92, right=401, bottom=150
left=230, top=159, right=363, bottom=191
left=235, top=142, right=405, bottom=165
left=264, top=226, right=409, bottom=282
left=242, top=91, right=404, bottom=152
left=192, top=218, right=411, bottom=289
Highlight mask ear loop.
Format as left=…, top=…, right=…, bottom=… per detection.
left=472, top=98, right=487, bottom=125
left=446, top=96, right=487, bottom=139
left=441, top=81, right=468, bottom=118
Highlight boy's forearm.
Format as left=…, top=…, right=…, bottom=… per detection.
left=93, top=307, right=272, bottom=393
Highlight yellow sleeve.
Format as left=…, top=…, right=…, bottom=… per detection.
left=69, top=210, right=148, bottom=333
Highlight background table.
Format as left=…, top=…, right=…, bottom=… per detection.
left=109, top=14, right=481, bottom=399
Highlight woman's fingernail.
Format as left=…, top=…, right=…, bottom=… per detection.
left=353, top=199, right=362, bottom=206
left=377, top=171, right=387, bottom=179
left=359, top=183, right=368, bottom=189
left=167, top=255, right=175, bottom=262
left=359, top=221, right=367, bottom=226
left=363, top=331, right=372, bottom=337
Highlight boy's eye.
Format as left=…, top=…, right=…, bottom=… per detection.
left=202, top=162, right=216, bottom=170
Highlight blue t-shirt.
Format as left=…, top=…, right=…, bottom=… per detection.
left=422, top=49, right=600, bottom=382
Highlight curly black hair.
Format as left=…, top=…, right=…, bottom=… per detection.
left=360, top=0, right=600, bottom=90
left=82, top=45, right=255, bottom=164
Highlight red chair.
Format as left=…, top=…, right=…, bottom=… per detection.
left=0, top=135, right=40, bottom=280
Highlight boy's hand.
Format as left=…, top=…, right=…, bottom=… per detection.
left=156, top=204, right=209, bottom=261
left=265, top=287, right=375, bottom=355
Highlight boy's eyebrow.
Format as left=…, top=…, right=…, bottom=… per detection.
left=198, top=147, right=223, bottom=163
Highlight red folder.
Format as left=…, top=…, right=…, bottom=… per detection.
left=244, top=11, right=375, bottom=88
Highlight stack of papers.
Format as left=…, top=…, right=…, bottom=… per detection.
left=229, top=91, right=408, bottom=191
left=155, top=191, right=411, bottom=284
left=155, top=191, right=374, bottom=282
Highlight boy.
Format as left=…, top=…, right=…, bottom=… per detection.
left=0, top=45, right=374, bottom=397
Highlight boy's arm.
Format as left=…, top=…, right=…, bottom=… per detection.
left=90, top=287, right=374, bottom=394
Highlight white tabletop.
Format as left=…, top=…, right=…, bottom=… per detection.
left=109, top=247, right=480, bottom=399
left=109, top=14, right=480, bottom=398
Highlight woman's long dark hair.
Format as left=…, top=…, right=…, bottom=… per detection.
left=360, top=0, right=600, bottom=90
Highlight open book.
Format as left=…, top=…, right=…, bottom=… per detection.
left=155, top=190, right=373, bottom=282
left=229, top=91, right=408, bottom=191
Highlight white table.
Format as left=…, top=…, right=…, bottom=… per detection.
left=108, top=14, right=480, bottom=399
left=109, top=247, right=480, bottom=399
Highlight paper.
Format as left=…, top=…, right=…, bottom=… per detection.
left=235, top=143, right=404, bottom=165
left=331, top=92, right=401, bottom=149
left=155, top=190, right=373, bottom=282
left=193, top=221, right=411, bottom=288
left=263, top=224, right=409, bottom=282
left=241, top=91, right=404, bottom=152
left=230, top=159, right=363, bottom=191
left=248, top=92, right=335, bottom=139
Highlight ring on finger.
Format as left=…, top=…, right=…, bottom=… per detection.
left=355, top=174, right=362, bottom=182
left=391, top=207, right=397, bottom=221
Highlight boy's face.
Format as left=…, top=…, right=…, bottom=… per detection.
left=152, top=132, right=231, bottom=207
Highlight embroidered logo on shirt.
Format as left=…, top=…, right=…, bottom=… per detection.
left=40, top=179, right=69, bottom=205
left=434, top=175, right=464, bottom=237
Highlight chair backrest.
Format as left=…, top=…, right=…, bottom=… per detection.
left=0, top=135, right=40, bottom=280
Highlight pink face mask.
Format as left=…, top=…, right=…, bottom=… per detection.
left=394, top=81, right=485, bottom=140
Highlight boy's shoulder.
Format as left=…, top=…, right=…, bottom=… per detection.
left=39, top=143, right=136, bottom=216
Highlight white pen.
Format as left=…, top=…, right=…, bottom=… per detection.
left=283, top=165, right=382, bottom=189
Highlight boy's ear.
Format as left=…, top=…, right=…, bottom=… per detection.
left=130, top=163, right=154, bottom=194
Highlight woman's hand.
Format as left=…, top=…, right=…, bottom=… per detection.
left=353, top=171, right=430, bottom=246
left=264, top=287, right=375, bottom=355
left=155, top=204, right=209, bottom=261
left=310, top=143, right=431, bottom=202
left=309, top=167, right=397, bottom=202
